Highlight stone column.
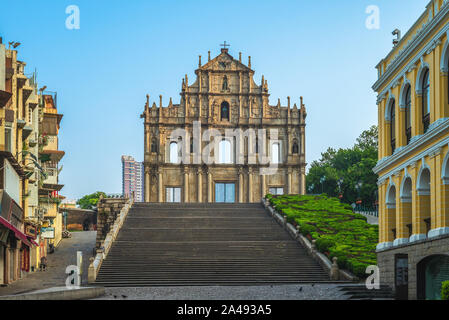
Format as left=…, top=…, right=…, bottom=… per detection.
left=301, top=167, right=306, bottom=195
left=145, top=167, right=150, bottom=203
left=398, top=108, right=406, bottom=148
left=384, top=120, right=392, bottom=156
left=414, top=94, right=423, bottom=136
left=378, top=101, right=384, bottom=159
left=396, top=172, right=412, bottom=246
left=385, top=205, right=396, bottom=243
left=441, top=73, right=449, bottom=118
left=248, top=167, right=253, bottom=203
left=378, top=183, right=386, bottom=244
left=430, top=152, right=440, bottom=231
left=158, top=170, right=163, bottom=203
left=261, top=172, right=266, bottom=199
left=184, top=167, right=189, bottom=203
left=414, top=194, right=430, bottom=237
left=5, top=245, right=10, bottom=284
left=197, top=168, right=203, bottom=203
left=13, top=248, right=18, bottom=281
left=238, top=167, right=244, bottom=203
left=288, top=168, right=292, bottom=194
left=144, top=126, right=150, bottom=154
left=440, top=181, right=449, bottom=234
left=436, top=148, right=449, bottom=236
left=207, top=170, right=213, bottom=203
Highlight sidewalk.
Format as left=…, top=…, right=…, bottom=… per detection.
left=0, top=231, right=97, bottom=296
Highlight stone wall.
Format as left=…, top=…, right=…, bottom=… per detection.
left=96, top=196, right=128, bottom=249
left=66, top=210, right=97, bottom=230
left=377, top=234, right=449, bottom=300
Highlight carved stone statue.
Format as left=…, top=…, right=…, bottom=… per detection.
left=222, top=76, right=228, bottom=91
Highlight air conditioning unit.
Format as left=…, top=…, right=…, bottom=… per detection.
left=29, top=139, right=37, bottom=147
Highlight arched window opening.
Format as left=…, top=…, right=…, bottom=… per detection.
left=386, top=185, right=396, bottom=206
left=422, top=69, right=430, bottom=133
left=405, top=85, right=412, bottom=144
left=402, top=178, right=412, bottom=201
left=151, top=138, right=158, bottom=153
left=272, top=143, right=280, bottom=164
left=390, top=100, right=396, bottom=154
left=418, top=168, right=431, bottom=192
left=190, top=137, right=194, bottom=154
left=292, top=140, right=299, bottom=154
left=221, top=101, right=230, bottom=121
left=169, top=142, right=179, bottom=164
left=402, top=177, right=413, bottom=237
left=418, top=167, right=432, bottom=235
left=219, top=139, right=232, bottom=164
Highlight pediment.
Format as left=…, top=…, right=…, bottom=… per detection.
left=198, top=51, right=253, bottom=72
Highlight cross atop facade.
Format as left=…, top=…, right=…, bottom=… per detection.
left=220, top=41, right=230, bottom=50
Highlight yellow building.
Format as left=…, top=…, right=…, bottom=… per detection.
left=373, top=0, right=449, bottom=300
left=38, top=93, right=65, bottom=248
left=0, top=37, right=40, bottom=284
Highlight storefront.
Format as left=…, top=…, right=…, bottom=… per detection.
left=0, top=191, right=37, bottom=284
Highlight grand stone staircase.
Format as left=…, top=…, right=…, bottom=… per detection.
left=94, top=203, right=331, bottom=287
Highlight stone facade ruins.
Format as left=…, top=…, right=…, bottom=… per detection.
left=141, top=47, right=307, bottom=203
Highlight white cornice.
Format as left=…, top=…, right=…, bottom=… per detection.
left=373, top=118, right=449, bottom=180
left=373, top=2, right=449, bottom=96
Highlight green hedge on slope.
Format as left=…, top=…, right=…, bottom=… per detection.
left=266, top=194, right=378, bottom=278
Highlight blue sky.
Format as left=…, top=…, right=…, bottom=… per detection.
left=0, top=0, right=429, bottom=200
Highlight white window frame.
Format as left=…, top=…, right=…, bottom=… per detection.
left=166, top=187, right=182, bottom=203
left=269, top=187, right=284, bottom=195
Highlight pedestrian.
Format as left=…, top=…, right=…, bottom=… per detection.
left=40, top=256, right=48, bottom=271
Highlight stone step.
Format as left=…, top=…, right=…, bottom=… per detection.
left=124, top=218, right=275, bottom=228
left=95, top=203, right=333, bottom=287
left=338, top=285, right=395, bottom=300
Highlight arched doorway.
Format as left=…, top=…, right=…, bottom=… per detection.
left=416, top=166, right=431, bottom=239
left=83, top=218, right=90, bottom=231
left=386, top=184, right=397, bottom=242
left=417, top=254, right=449, bottom=300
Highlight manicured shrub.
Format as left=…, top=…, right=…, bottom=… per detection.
left=299, top=223, right=317, bottom=236
left=315, top=238, right=333, bottom=253
left=350, top=262, right=369, bottom=278
left=442, top=281, right=449, bottom=300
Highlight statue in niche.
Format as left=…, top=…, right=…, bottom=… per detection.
left=292, top=139, right=299, bottom=154
left=222, top=75, right=228, bottom=91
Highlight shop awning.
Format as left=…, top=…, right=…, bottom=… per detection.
left=27, top=237, right=38, bottom=246
left=0, top=216, right=34, bottom=247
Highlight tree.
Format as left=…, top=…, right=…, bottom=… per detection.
left=77, top=191, right=106, bottom=210
left=306, top=125, right=378, bottom=206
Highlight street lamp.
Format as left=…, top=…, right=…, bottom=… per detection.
left=337, top=178, right=344, bottom=199
left=308, top=183, right=315, bottom=194
left=320, top=176, right=326, bottom=194
left=356, top=181, right=363, bottom=193
left=355, top=181, right=363, bottom=210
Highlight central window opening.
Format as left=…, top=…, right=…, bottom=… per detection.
left=218, top=139, right=232, bottom=164
left=166, top=187, right=181, bottom=203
